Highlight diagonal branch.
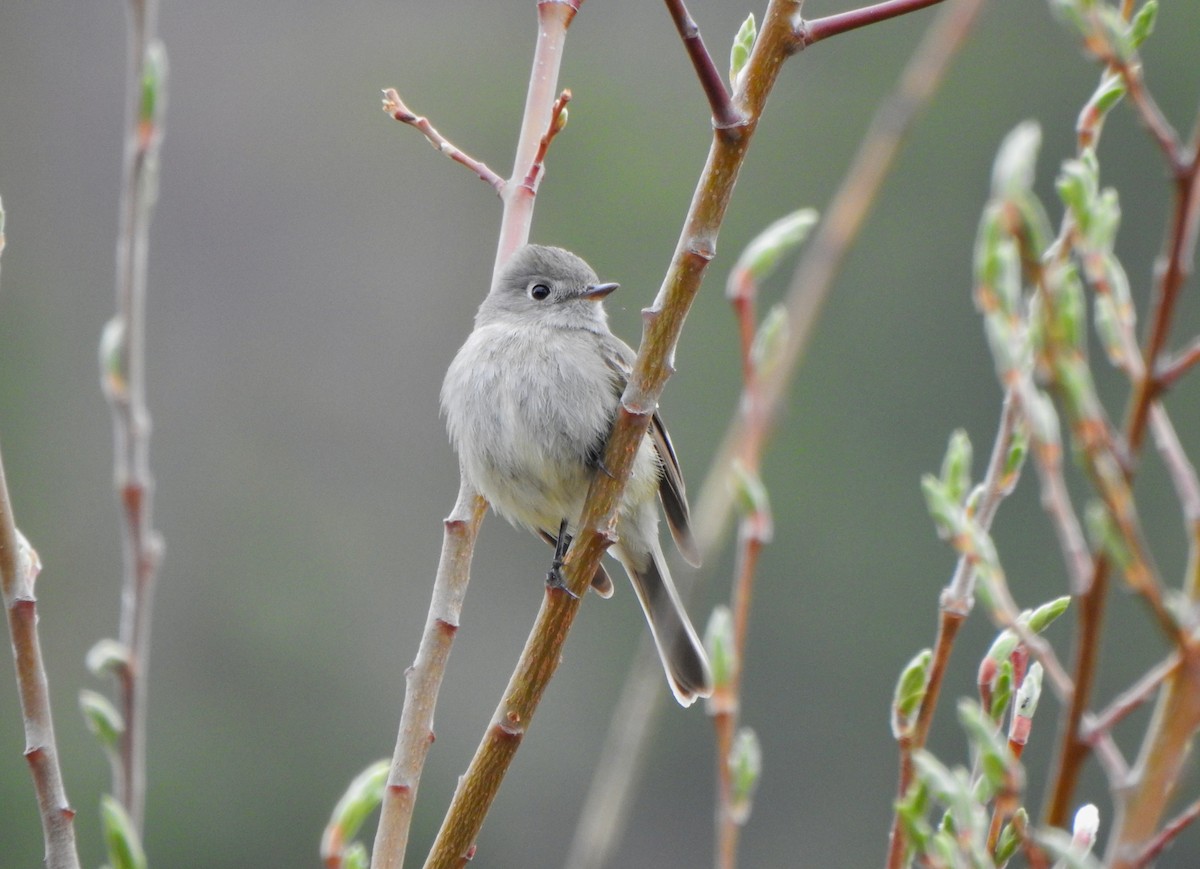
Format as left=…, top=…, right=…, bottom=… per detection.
left=662, top=0, right=743, bottom=130
left=801, top=0, right=946, bottom=46
left=382, top=89, right=505, bottom=195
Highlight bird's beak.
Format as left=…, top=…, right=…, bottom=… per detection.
left=579, top=282, right=619, bottom=301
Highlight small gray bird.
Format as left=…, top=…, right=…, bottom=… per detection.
left=440, top=244, right=713, bottom=706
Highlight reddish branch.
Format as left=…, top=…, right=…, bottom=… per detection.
left=661, top=0, right=743, bottom=130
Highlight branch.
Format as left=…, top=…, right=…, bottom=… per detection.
left=801, top=0, right=946, bottom=47
left=518, top=89, right=572, bottom=194
left=382, top=89, right=505, bottom=195
left=1131, top=796, right=1200, bottom=868
left=662, top=0, right=743, bottom=130
left=102, top=0, right=167, bottom=832
left=369, top=484, right=486, bottom=869
left=0, top=208, right=82, bottom=869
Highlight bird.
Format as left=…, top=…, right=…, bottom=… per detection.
left=440, top=244, right=713, bottom=706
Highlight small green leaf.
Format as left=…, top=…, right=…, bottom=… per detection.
left=99, top=316, right=128, bottom=403
left=728, top=727, right=762, bottom=824
left=86, top=639, right=131, bottom=678
left=991, top=122, right=1042, bottom=198
left=1025, top=389, right=1061, bottom=451
left=80, top=690, right=125, bottom=751
left=1014, top=662, right=1044, bottom=720
left=995, top=808, right=1028, bottom=866
left=1086, top=500, right=1133, bottom=570
left=322, top=760, right=389, bottom=862
left=730, top=459, right=772, bottom=526
left=1128, top=0, right=1157, bottom=48
left=730, top=208, right=818, bottom=292
left=704, top=605, right=736, bottom=691
left=1026, top=596, right=1070, bottom=633
left=1004, top=425, right=1028, bottom=482
left=343, top=843, right=370, bottom=869
left=101, top=795, right=147, bottom=869
left=139, top=41, right=169, bottom=128
left=990, top=659, right=1014, bottom=723
left=750, top=305, right=789, bottom=379
left=921, top=474, right=960, bottom=540
left=940, top=429, right=973, bottom=505
left=729, top=13, right=757, bottom=90
left=891, top=648, right=932, bottom=738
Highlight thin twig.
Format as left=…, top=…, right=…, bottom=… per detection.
left=519, top=89, right=572, bottom=194
left=382, top=89, right=505, bottom=195
left=801, top=0, right=946, bottom=46
left=107, top=0, right=166, bottom=832
left=1131, top=795, right=1200, bottom=867
left=1084, top=652, right=1181, bottom=744
left=0, top=208, right=82, bottom=869
left=1156, top=336, right=1200, bottom=390
left=661, top=0, right=743, bottom=130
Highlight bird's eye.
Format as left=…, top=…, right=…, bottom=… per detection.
left=530, top=283, right=551, bottom=301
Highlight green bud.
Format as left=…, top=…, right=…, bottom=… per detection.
left=728, top=727, right=762, bottom=824
left=1093, top=293, right=1127, bottom=368
left=1083, top=72, right=1126, bottom=124
left=1050, top=262, right=1087, bottom=350
left=704, top=605, right=736, bottom=691
left=1048, top=0, right=1089, bottom=38
left=958, top=700, right=1018, bottom=799
left=731, top=459, right=772, bottom=530
left=895, top=780, right=933, bottom=847
left=99, top=316, right=128, bottom=403
left=891, top=648, right=932, bottom=739
left=990, top=659, right=1014, bottom=723
left=80, top=690, right=125, bottom=751
left=1128, top=0, right=1157, bottom=49
left=994, top=808, right=1028, bottom=866
left=991, top=122, right=1041, bottom=198
left=1026, top=596, right=1070, bottom=633
left=1033, top=827, right=1103, bottom=869
left=322, top=760, right=390, bottom=862
left=921, top=474, right=960, bottom=540
left=986, top=629, right=1019, bottom=665
left=1004, top=424, right=1029, bottom=484
left=343, top=843, right=369, bottom=869
left=86, top=639, right=131, bottom=677
left=729, top=13, right=757, bottom=90
left=101, top=795, right=148, bottom=869
left=940, top=429, right=973, bottom=505
left=1057, top=158, right=1094, bottom=235
left=140, top=41, right=169, bottom=128
left=1025, top=389, right=1061, bottom=452
left=0, top=195, right=6, bottom=259
left=750, top=305, right=790, bottom=380
left=731, top=208, right=818, bottom=292
left=1085, top=500, right=1132, bottom=570
left=1014, top=662, right=1044, bottom=719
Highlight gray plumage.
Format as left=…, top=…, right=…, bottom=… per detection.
left=440, top=244, right=712, bottom=706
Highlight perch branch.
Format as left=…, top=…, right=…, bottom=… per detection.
left=370, top=3, right=582, bottom=868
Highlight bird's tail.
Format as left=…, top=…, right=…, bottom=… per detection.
left=617, top=541, right=713, bottom=707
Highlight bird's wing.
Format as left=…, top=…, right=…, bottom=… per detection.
left=600, top=337, right=701, bottom=568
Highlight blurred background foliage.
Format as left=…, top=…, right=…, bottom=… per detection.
left=1, top=1, right=1199, bottom=866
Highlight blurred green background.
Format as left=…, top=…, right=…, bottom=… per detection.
left=2, top=1, right=1199, bottom=866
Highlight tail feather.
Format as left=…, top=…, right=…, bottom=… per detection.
left=617, top=543, right=712, bottom=706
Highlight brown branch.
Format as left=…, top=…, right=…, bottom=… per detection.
left=105, top=0, right=166, bottom=832
left=1156, top=336, right=1200, bottom=390
left=0, top=213, right=82, bottom=868
left=1084, top=652, right=1181, bottom=745
left=1131, top=795, right=1200, bottom=868
left=661, top=0, right=743, bottom=130
left=382, top=89, right=505, bottom=194
left=801, top=0, right=946, bottom=47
